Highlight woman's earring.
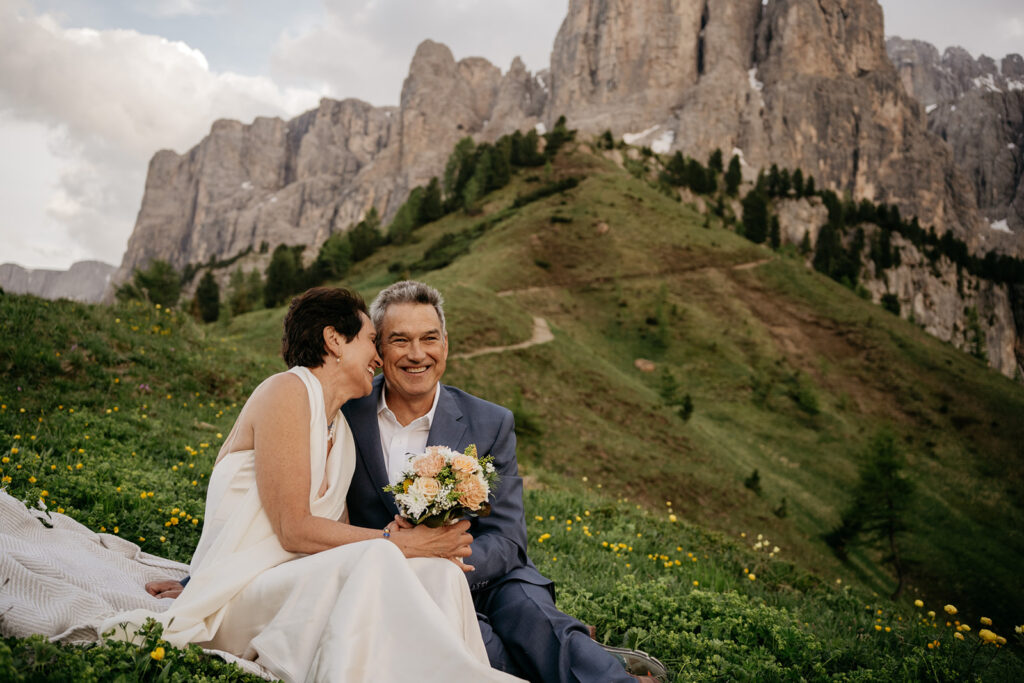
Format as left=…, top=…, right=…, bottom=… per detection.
left=335, top=354, right=342, bottom=364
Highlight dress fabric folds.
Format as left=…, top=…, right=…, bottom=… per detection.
left=103, top=366, right=518, bottom=682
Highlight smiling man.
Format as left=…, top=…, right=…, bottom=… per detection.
left=342, top=281, right=664, bottom=682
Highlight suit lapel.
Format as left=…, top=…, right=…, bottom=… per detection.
left=344, top=376, right=398, bottom=515
left=427, top=384, right=468, bottom=452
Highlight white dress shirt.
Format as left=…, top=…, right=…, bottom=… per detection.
left=378, top=383, right=442, bottom=485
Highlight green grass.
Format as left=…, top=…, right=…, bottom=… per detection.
left=2, top=142, right=1023, bottom=680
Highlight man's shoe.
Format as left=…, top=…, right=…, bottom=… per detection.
left=600, top=644, right=669, bottom=682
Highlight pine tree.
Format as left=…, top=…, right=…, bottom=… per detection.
left=443, top=137, right=476, bottom=204
left=769, top=215, right=781, bottom=250
left=804, top=175, right=816, bottom=197
left=228, top=268, right=262, bottom=315
left=708, top=148, right=724, bottom=174
left=349, top=208, right=384, bottom=263
left=264, top=245, right=300, bottom=308
left=741, top=190, right=769, bottom=244
left=490, top=138, right=512, bottom=191
left=195, top=271, right=220, bottom=323
left=313, top=233, right=352, bottom=280
left=825, top=431, right=915, bottom=598
left=387, top=186, right=424, bottom=244
left=725, top=155, right=742, bottom=196
left=419, top=177, right=444, bottom=224
left=792, top=168, right=805, bottom=197
left=768, top=164, right=781, bottom=197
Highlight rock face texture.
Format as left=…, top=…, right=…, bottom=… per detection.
left=110, top=40, right=548, bottom=291
left=770, top=200, right=1022, bottom=378
left=886, top=38, right=1024, bottom=250
left=117, top=0, right=1003, bottom=293
left=0, top=261, right=115, bottom=303
left=546, top=0, right=985, bottom=247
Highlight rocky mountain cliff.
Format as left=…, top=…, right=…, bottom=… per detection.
left=114, top=0, right=1005, bottom=294
left=545, top=0, right=987, bottom=249
left=110, top=41, right=548, bottom=291
left=886, top=37, right=1024, bottom=248
left=0, top=261, right=115, bottom=303
left=107, top=0, right=1024, bottom=377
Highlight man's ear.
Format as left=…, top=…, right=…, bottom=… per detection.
left=442, top=333, right=450, bottom=358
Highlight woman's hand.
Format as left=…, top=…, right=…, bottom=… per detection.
left=388, top=518, right=475, bottom=572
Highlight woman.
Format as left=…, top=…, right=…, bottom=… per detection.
left=104, top=287, right=520, bottom=682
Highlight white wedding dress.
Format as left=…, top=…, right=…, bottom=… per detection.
left=104, top=366, right=519, bottom=682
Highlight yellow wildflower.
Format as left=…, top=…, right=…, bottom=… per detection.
left=980, top=617, right=992, bottom=626
left=668, top=514, right=677, bottom=523
left=944, top=604, right=957, bottom=616
left=979, top=629, right=998, bottom=644
left=914, top=599, right=924, bottom=608
left=748, top=573, right=757, bottom=581
left=874, top=625, right=882, bottom=631
left=150, top=646, right=165, bottom=661
left=692, top=581, right=699, bottom=587
left=954, top=632, right=964, bottom=641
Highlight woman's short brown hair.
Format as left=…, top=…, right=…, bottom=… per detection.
left=281, top=287, right=367, bottom=368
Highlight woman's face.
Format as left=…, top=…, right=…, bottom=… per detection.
left=338, top=312, right=381, bottom=397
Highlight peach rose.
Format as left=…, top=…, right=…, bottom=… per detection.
left=455, top=476, right=488, bottom=510
left=413, top=451, right=445, bottom=478
left=451, top=454, right=479, bottom=475
left=415, top=477, right=441, bottom=502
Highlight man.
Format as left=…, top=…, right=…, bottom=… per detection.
left=148, top=281, right=665, bottom=682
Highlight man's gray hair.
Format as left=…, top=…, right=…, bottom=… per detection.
left=370, top=280, right=447, bottom=336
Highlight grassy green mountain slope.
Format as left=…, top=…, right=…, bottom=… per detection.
left=339, top=143, right=1024, bottom=625
left=2, top=141, right=1022, bottom=680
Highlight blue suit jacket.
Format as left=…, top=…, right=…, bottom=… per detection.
left=342, top=375, right=551, bottom=594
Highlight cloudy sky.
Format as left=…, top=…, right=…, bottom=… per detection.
left=1, top=0, right=1022, bottom=271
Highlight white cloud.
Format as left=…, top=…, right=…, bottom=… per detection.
left=270, top=0, right=566, bottom=106
left=880, top=0, right=1024, bottom=59
left=0, top=1, right=322, bottom=269
left=139, top=0, right=223, bottom=18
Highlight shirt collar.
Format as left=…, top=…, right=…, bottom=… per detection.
left=378, top=382, right=442, bottom=427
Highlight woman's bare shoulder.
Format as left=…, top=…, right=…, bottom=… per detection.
left=248, top=371, right=308, bottom=415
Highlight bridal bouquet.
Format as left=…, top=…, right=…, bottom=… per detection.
left=383, top=445, right=498, bottom=527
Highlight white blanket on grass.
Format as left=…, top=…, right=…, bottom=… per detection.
left=0, top=489, right=272, bottom=679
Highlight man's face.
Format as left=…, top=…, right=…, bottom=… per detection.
left=378, top=302, right=448, bottom=405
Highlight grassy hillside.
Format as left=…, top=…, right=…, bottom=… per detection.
left=2, top=142, right=1023, bottom=680
left=339, top=143, right=1024, bottom=624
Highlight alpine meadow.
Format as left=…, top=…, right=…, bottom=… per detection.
left=2, top=132, right=1023, bottom=681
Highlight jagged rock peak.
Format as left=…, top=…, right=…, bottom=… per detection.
left=886, top=37, right=1024, bottom=244
left=887, top=36, right=1024, bottom=106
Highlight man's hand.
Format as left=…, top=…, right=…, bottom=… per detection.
left=145, top=579, right=184, bottom=599
left=389, top=517, right=475, bottom=572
